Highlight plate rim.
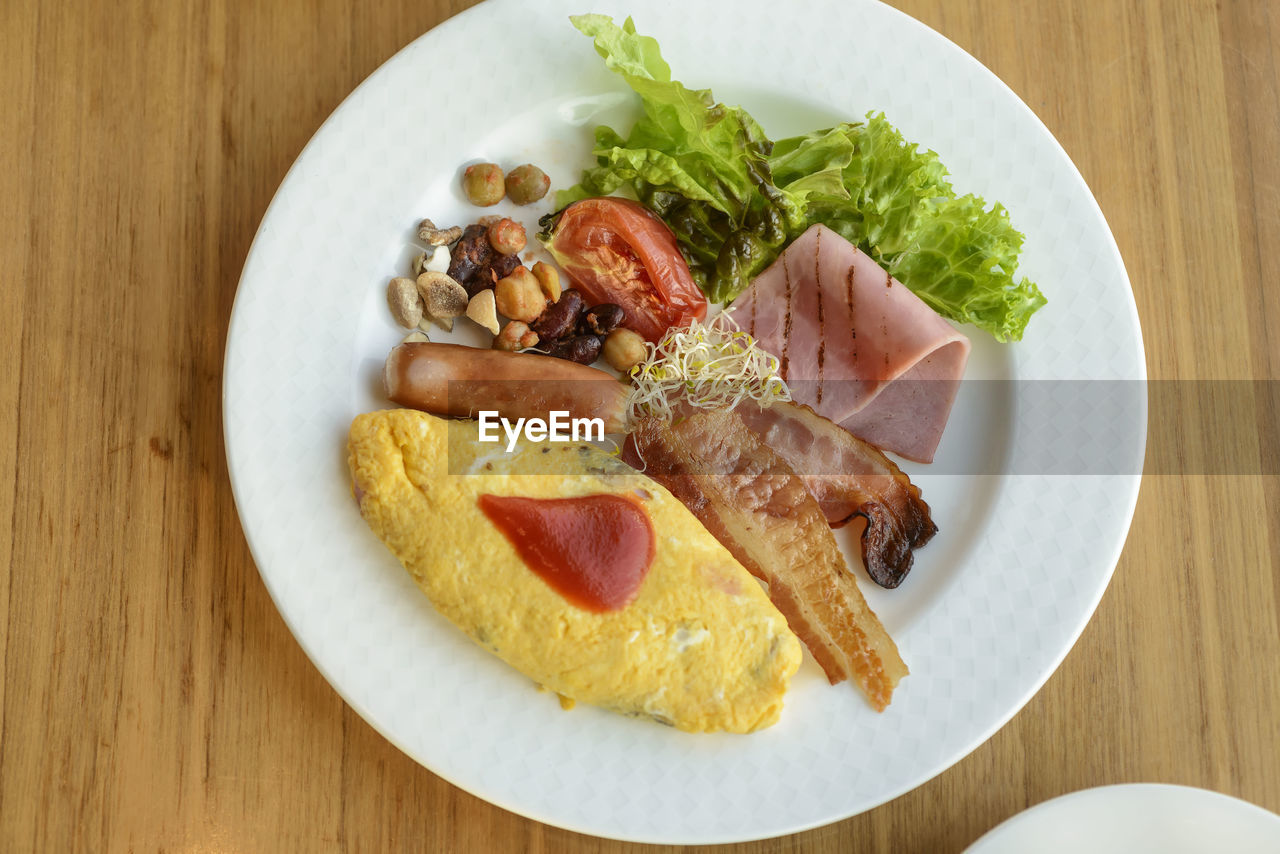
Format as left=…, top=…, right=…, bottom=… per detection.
left=964, top=784, right=1280, bottom=853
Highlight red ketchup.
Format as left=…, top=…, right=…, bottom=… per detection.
left=477, top=493, right=656, bottom=612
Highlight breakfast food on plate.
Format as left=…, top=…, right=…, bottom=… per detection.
left=356, top=11, right=1059, bottom=722
left=557, top=14, right=1045, bottom=343
left=538, top=197, right=708, bottom=342
left=461, top=162, right=506, bottom=206
left=735, top=401, right=936, bottom=588
left=447, top=222, right=523, bottom=299
left=376, top=307, right=935, bottom=710
left=347, top=408, right=803, bottom=733
left=390, top=209, right=660, bottom=365
left=504, top=163, right=551, bottom=205
left=384, top=341, right=630, bottom=433
left=459, top=161, right=552, bottom=207
left=726, top=224, right=971, bottom=463
left=625, top=408, right=908, bottom=711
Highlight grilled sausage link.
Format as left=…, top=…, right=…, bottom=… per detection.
left=384, top=342, right=629, bottom=433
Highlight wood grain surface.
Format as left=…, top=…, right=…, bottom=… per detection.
left=2, top=0, right=1277, bottom=850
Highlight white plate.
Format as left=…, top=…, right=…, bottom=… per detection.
left=223, top=0, right=1146, bottom=844
left=965, top=785, right=1280, bottom=854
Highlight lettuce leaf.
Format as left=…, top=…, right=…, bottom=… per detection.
left=795, top=115, right=1047, bottom=342
left=559, top=15, right=1046, bottom=341
left=565, top=14, right=770, bottom=221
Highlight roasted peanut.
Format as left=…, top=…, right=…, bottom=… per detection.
left=486, top=217, right=527, bottom=255
left=602, top=327, right=648, bottom=372
left=494, top=320, right=539, bottom=351
left=493, top=266, right=546, bottom=323
left=531, top=261, right=561, bottom=302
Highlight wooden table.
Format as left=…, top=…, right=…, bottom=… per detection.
left=3, top=0, right=1276, bottom=850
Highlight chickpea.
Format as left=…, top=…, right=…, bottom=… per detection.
left=504, top=164, right=550, bottom=205
left=494, top=320, right=539, bottom=352
left=493, top=266, right=546, bottom=323
left=486, top=217, right=527, bottom=255
left=603, top=327, right=648, bottom=373
left=461, top=162, right=504, bottom=206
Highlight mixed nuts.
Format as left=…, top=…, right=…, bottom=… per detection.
left=386, top=159, right=645, bottom=370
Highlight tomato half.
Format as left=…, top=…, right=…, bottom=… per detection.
left=539, top=198, right=707, bottom=342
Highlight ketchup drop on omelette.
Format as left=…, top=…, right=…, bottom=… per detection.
left=477, top=493, right=656, bottom=612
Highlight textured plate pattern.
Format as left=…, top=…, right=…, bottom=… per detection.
left=224, top=0, right=1145, bottom=844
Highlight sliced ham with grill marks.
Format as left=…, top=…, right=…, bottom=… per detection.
left=727, top=224, right=971, bottom=463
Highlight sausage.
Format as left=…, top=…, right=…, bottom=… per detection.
left=384, top=342, right=629, bottom=433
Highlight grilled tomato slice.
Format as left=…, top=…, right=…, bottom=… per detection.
left=539, top=198, right=707, bottom=342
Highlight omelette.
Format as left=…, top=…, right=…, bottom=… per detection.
left=347, top=409, right=803, bottom=733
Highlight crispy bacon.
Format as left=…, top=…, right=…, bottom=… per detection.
left=624, top=410, right=908, bottom=711
left=736, top=402, right=936, bottom=589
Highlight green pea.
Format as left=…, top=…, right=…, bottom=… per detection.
left=504, top=164, right=550, bottom=205
left=462, top=162, right=505, bottom=206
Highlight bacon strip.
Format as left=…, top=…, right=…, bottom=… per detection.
left=736, top=402, right=937, bottom=589
left=625, top=410, right=908, bottom=710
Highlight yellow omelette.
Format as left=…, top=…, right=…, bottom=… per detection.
left=347, top=409, right=802, bottom=733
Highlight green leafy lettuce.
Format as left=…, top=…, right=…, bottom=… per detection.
left=559, top=14, right=1046, bottom=342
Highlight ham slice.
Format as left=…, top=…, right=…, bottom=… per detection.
left=727, top=224, right=971, bottom=463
